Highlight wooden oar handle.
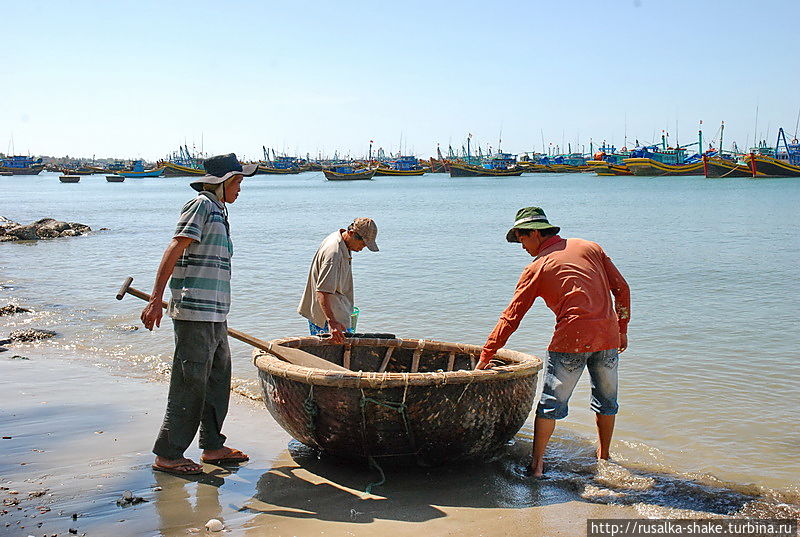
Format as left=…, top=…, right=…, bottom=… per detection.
left=116, top=276, right=167, bottom=308
left=226, top=327, right=271, bottom=352
left=117, top=276, right=269, bottom=351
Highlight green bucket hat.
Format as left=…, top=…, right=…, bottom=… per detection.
left=506, top=207, right=560, bottom=243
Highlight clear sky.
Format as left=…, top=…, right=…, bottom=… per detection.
left=3, top=0, right=799, bottom=160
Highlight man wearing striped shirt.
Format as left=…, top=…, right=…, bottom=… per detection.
left=141, top=153, right=256, bottom=475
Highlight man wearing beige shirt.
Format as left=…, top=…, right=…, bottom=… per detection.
left=298, top=218, right=379, bottom=344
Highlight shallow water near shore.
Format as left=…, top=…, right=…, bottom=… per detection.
left=1, top=171, right=799, bottom=515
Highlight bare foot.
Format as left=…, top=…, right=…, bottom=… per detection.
left=596, top=448, right=610, bottom=460
left=200, top=446, right=249, bottom=464
left=530, top=460, right=545, bottom=478
left=153, top=456, right=203, bottom=475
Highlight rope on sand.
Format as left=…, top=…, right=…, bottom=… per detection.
left=365, top=456, right=386, bottom=494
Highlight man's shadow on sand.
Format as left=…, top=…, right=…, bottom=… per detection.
left=238, top=433, right=792, bottom=524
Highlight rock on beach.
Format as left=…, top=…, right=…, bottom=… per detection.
left=9, top=329, right=57, bottom=342
left=0, top=217, right=92, bottom=242
left=0, top=304, right=31, bottom=316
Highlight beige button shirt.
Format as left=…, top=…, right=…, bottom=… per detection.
left=297, top=230, right=354, bottom=328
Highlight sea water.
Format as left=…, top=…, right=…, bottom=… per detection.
left=1, top=171, right=798, bottom=510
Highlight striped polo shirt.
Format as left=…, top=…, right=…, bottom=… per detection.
left=167, top=191, right=233, bottom=322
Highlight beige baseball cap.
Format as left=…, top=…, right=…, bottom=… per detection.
left=351, top=217, right=379, bottom=251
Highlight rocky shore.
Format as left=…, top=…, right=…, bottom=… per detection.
left=0, top=217, right=92, bottom=242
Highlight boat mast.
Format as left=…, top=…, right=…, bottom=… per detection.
left=719, top=121, right=724, bottom=154
left=794, top=107, right=800, bottom=140
left=624, top=112, right=628, bottom=150
left=498, top=125, right=502, bottom=154
left=698, top=120, right=703, bottom=155
left=752, top=104, right=759, bottom=149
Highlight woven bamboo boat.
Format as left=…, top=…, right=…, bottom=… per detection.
left=254, top=336, right=542, bottom=466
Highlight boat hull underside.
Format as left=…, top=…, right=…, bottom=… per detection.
left=0, top=165, right=45, bottom=176
left=623, top=158, right=704, bottom=176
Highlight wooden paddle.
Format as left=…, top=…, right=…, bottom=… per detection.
left=116, top=277, right=350, bottom=372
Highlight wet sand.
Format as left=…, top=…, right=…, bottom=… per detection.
left=1, top=353, right=644, bottom=536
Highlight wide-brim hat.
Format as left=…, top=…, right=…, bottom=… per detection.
left=190, top=153, right=258, bottom=191
left=506, top=206, right=560, bottom=242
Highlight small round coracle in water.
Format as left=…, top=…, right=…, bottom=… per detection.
left=205, top=519, right=224, bottom=532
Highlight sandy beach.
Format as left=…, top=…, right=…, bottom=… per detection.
left=0, top=350, right=649, bottom=537
left=5, top=348, right=798, bottom=537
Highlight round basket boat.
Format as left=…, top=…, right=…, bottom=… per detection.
left=253, top=336, right=542, bottom=466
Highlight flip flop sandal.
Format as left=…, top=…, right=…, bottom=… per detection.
left=152, top=462, right=203, bottom=475
left=200, top=449, right=249, bottom=465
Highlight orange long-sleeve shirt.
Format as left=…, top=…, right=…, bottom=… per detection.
left=483, top=236, right=630, bottom=357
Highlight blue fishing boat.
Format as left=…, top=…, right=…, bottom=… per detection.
left=587, top=145, right=633, bottom=176
left=375, top=156, right=428, bottom=176
left=0, top=155, right=45, bottom=175
left=59, top=161, right=95, bottom=175
left=323, top=165, right=376, bottom=181
left=449, top=152, right=523, bottom=177
left=257, top=153, right=303, bottom=174
left=118, top=160, right=165, bottom=178
left=623, top=129, right=706, bottom=176
left=745, top=128, right=800, bottom=177
left=158, top=146, right=205, bottom=177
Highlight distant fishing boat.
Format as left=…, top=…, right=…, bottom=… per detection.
left=59, top=166, right=94, bottom=175
left=118, top=160, right=165, bottom=178
left=88, top=161, right=127, bottom=174
left=257, top=155, right=303, bottom=174
left=158, top=145, right=206, bottom=177
left=531, top=153, right=591, bottom=173
left=702, top=154, right=751, bottom=178
left=323, top=165, right=376, bottom=181
left=744, top=128, right=800, bottom=177
left=622, top=144, right=705, bottom=176
left=106, top=175, right=125, bottom=182
left=425, top=158, right=449, bottom=173
left=587, top=145, right=633, bottom=176
left=306, top=162, right=325, bottom=172
left=425, top=146, right=450, bottom=173
left=701, top=121, right=750, bottom=178
left=374, top=156, right=427, bottom=176
left=450, top=152, right=523, bottom=177
left=257, top=164, right=302, bottom=174
left=0, top=155, right=45, bottom=175
left=623, top=127, right=707, bottom=176
left=449, top=162, right=524, bottom=177
left=623, top=155, right=704, bottom=176
left=59, top=175, right=80, bottom=183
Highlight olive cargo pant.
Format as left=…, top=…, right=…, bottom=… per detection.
left=153, top=320, right=231, bottom=460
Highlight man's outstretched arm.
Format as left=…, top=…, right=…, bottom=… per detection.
left=477, top=266, right=540, bottom=369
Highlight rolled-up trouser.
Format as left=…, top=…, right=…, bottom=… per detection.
left=153, top=319, right=231, bottom=460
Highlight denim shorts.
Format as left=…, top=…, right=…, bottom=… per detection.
left=535, top=348, right=619, bottom=419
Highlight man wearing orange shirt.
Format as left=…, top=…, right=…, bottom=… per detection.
left=476, top=207, right=630, bottom=477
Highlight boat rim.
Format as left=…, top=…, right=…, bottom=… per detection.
left=253, top=335, right=542, bottom=388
